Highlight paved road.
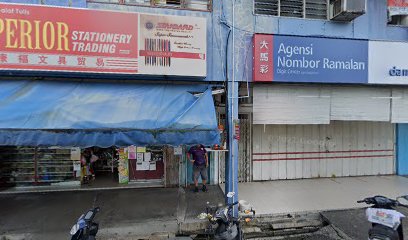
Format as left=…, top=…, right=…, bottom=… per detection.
left=7, top=185, right=407, bottom=240
left=0, top=186, right=224, bottom=240
left=322, top=206, right=408, bottom=240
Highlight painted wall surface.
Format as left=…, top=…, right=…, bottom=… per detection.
left=397, top=124, right=408, bottom=175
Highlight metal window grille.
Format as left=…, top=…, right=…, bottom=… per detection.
left=254, top=0, right=279, bottom=16
left=306, top=0, right=327, bottom=19
left=280, top=0, right=303, bottom=18
left=254, top=0, right=328, bottom=20
left=87, top=0, right=212, bottom=11
left=155, top=0, right=181, bottom=6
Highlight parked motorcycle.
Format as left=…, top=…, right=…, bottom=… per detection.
left=358, top=195, right=408, bottom=240
left=70, top=207, right=100, bottom=240
left=201, top=192, right=255, bottom=240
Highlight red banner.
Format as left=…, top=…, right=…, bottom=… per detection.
left=388, top=0, right=408, bottom=7
left=0, top=3, right=139, bottom=74
left=388, top=0, right=408, bottom=16
left=0, top=3, right=207, bottom=76
left=253, top=34, right=273, bottom=82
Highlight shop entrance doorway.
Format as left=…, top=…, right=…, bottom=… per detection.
left=82, top=147, right=118, bottom=186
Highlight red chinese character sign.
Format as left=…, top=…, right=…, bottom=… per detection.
left=253, top=34, right=273, bottom=82
left=0, top=3, right=206, bottom=77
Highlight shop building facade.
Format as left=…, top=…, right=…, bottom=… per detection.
left=219, top=0, right=408, bottom=181
left=1, top=0, right=408, bottom=190
left=0, top=0, right=227, bottom=188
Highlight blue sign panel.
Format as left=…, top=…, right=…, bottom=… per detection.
left=272, top=35, right=368, bottom=84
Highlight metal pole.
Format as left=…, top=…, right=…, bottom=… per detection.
left=225, top=0, right=239, bottom=217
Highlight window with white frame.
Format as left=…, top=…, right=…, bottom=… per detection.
left=254, top=0, right=328, bottom=20
left=87, top=0, right=212, bottom=11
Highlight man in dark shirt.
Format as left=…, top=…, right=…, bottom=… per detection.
left=187, top=144, right=208, bottom=192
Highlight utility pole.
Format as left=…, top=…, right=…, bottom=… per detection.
left=225, top=0, right=239, bottom=217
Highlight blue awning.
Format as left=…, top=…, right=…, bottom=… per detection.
left=0, top=80, right=220, bottom=147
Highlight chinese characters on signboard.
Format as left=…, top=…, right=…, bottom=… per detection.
left=253, top=34, right=273, bottom=82
left=0, top=3, right=206, bottom=77
left=253, top=34, right=368, bottom=84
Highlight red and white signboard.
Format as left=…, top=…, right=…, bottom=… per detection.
left=253, top=34, right=273, bottom=82
left=0, top=3, right=206, bottom=77
left=388, top=0, right=408, bottom=16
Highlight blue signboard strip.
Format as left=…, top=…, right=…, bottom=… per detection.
left=271, top=35, right=369, bottom=84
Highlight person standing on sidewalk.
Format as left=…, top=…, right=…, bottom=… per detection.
left=188, top=144, right=209, bottom=192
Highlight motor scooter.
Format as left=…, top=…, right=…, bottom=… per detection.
left=200, top=192, right=255, bottom=240
left=358, top=195, right=408, bottom=240
left=70, top=207, right=100, bottom=240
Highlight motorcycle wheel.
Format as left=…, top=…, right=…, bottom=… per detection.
left=70, top=229, right=83, bottom=240
left=369, top=224, right=399, bottom=240
left=214, top=224, right=238, bottom=240
left=236, top=225, right=244, bottom=240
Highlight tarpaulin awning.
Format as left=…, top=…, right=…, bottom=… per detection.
left=0, top=80, right=220, bottom=147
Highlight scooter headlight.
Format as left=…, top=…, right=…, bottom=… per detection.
left=70, top=223, right=79, bottom=235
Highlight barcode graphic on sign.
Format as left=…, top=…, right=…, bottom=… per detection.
left=144, top=38, right=171, bottom=67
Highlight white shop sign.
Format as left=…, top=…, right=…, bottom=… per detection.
left=369, top=41, right=408, bottom=85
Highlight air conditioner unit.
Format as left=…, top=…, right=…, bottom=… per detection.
left=329, top=0, right=366, bottom=22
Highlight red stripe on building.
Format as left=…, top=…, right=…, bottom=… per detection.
left=253, top=154, right=394, bottom=162
left=253, top=149, right=394, bottom=156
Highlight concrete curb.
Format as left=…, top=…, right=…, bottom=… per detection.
left=0, top=185, right=163, bottom=195
left=97, top=221, right=179, bottom=240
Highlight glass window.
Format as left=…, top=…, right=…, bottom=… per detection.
left=388, top=15, right=408, bottom=26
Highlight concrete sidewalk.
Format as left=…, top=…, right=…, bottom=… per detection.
left=0, top=185, right=224, bottom=240
left=228, top=175, right=408, bottom=215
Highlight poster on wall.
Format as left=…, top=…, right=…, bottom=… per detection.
left=128, top=146, right=136, bottom=159
left=388, top=0, right=408, bottom=16
left=73, top=161, right=81, bottom=171
left=253, top=34, right=368, bottom=84
left=149, top=162, right=156, bottom=171
left=136, top=161, right=150, bottom=171
left=174, top=146, right=183, bottom=155
left=137, top=147, right=146, bottom=153
left=144, top=152, right=151, bottom=162
left=70, top=147, right=81, bottom=160
left=136, top=153, right=144, bottom=162
left=0, top=3, right=206, bottom=77
left=118, top=148, right=129, bottom=184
